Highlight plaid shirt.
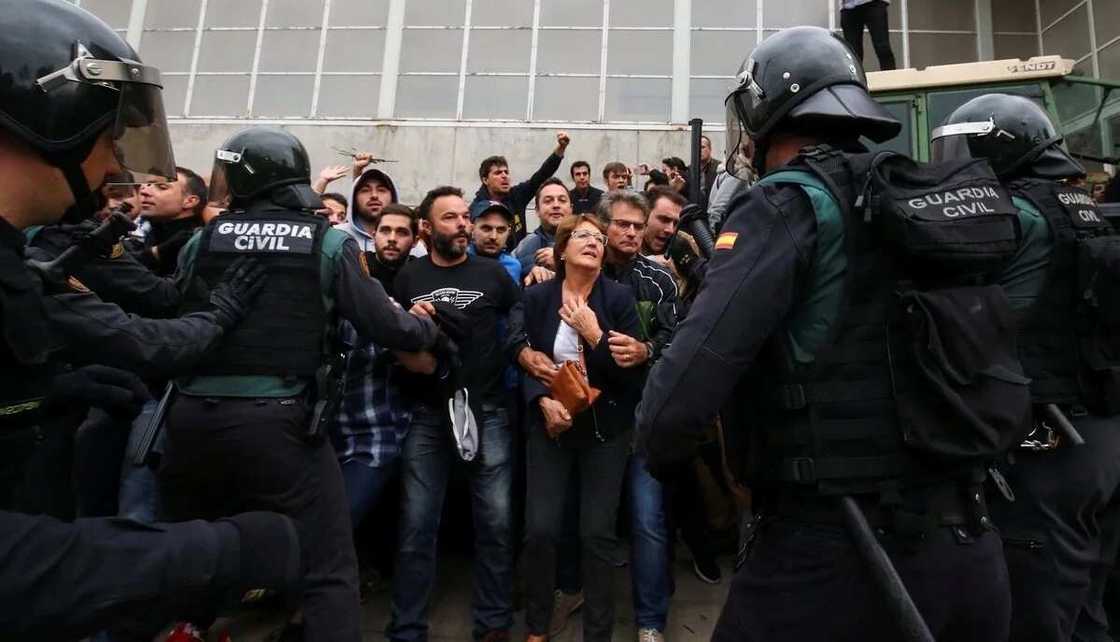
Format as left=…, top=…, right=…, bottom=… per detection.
left=330, top=320, right=413, bottom=469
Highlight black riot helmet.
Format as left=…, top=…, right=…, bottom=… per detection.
left=209, top=127, right=320, bottom=210
left=725, top=26, right=900, bottom=171
left=0, top=0, right=176, bottom=223
left=931, top=93, right=1084, bottom=180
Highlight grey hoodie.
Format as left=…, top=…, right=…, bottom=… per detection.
left=334, top=167, right=399, bottom=251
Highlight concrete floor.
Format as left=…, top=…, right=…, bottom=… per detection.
left=214, top=550, right=731, bottom=641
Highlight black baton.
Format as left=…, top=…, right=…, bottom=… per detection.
left=839, top=496, right=936, bottom=642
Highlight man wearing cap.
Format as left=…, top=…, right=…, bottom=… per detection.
left=469, top=200, right=520, bottom=285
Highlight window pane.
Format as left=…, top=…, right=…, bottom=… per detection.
left=607, top=31, right=672, bottom=75
left=1038, top=0, right=1080, bottom=29
left=84, top=0, right=131, bottom=28
left=139, top=31, right=196, bottom=72
left=1101, top=40, right=1120, bottom=83
left=689, top=78, right=733, bottom=123
left=765, top=0, right=828, bottom=28
left=396, top=76, right=458, bottom=118
left=161, top=75, right=189, bottom=118
left=693, top=0, right=756, bottom=28
left=205, top=0, right=262, bottom=28
left=330, top=0, right=389, bottom=25
left=267, top=0, right=324, bottom=27
left=691, top=31, right=752, bottom=76
left=146, top=0, right=201, bottom=28
left=190, top=75, right=250, bottom=116
left=540, top=0, right=602, bottom=27
left=323, top=29, right=385, bottom=73
left=467, top=29, right=531, bottom=73
left=405, top=0, right=465, bottom=26
left=401, top=29, right=463, bottom=72
left=534, top=77, right=599, bottom=121
left=463, top=76, right=528, bottom=119
left=1096, top=0, right=1120, bottom=47
left=994, top=34, right=1040, bottom=61
left=537, top=30, right=601, bottom=74
left=472, top=0, right=533, bottom=27
left=909, top=33, right=978, bottom=69
left=907, top=0, right=974, bottom=31
left=198, top=31, right=256, bottom=72
left=993, top=0, right=1037, bottom=34
left=1041, top=5, right=1090, bottom=61
left=253, top=75, right=313, bottom=116
left=259, top=30, right=321, bottom=72
left=605, top=78, right=670, bottom=122
left=317, top=75, right=380, bottom=117
left=610, top=0, right=672, bottom=27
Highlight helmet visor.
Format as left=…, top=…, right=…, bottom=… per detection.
left=930, top=120, right=996, bottom=163
left=208, top=152, right=237, bottom=209
left=112, top=81, right=176, bottom=184
left=724, top=98, right=753, bottom=180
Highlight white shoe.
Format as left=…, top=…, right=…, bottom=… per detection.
left=638, top=628, right=665, bottom=642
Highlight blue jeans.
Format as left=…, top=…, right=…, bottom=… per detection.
left=388, top=405, right=513, bottom=641
left=629, top=453, right=671, bottom=631
left=341, top=460, right=398, bottom=528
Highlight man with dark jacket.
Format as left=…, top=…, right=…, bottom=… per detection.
left=598, top=190, right=679, bottom=642
left=470, top=131, right=571, bottom=249
left=128, top=167, right=207, bottom=276
left=569, top=161, right=603, bottom=214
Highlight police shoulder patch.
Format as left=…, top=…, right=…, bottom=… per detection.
left=110, top=242, right=125, bottom=259
left=66, top=275, right=91, bottom=293
left=715, top=232, right=739, bottom=251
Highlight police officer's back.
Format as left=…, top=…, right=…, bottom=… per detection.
left=0, top=2, right=302, bottom=638
left=162, top=126, right=443, bottom=642
left=637, top=26, right=1026, bottom=641
left=934, top=94, right=1120, bottom=641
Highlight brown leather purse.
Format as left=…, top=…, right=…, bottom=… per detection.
left=549, top=355, right=601, bottom=416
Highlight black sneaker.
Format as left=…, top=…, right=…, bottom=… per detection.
left=692, top=556, right=722, bottom=584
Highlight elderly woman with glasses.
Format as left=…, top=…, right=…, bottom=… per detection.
left=510, top=213, right=644, bottom=642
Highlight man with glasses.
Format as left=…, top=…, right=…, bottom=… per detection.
left=599, top=190, right=679, bottom=642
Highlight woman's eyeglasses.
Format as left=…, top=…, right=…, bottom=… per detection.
left=571, top=229, right=607, bottom=245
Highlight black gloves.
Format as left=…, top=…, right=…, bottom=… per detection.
left=44, top=365, right=152, bottom=420
left=208, top=257, right=268, bottom=331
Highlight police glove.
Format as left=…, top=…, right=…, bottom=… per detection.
left=44, top=365, right=152, bottom=420
left=208, top=256, right=269, bottom=331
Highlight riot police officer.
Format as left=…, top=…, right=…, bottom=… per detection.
left=0, top=1, right=302, bottom=638
left=161, top=126, right=445, bottom=642
left=933, top=94, right=1120, bottom=641
left=637, top=26, right=1023, bottom=641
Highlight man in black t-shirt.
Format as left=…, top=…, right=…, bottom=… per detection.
left=389, top=186, right=521, bottom=642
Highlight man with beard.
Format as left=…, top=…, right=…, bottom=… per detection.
left=514, top=178, right=571, bottom=281
left=335, top=164, right=399, bottom=253
left=391, top=186, right=521, bottom=642
left=334, top=204, right=438, bottom=592
left=470, top=201, right=520, bottom=284
left=470, top=131, right=571, bottom=249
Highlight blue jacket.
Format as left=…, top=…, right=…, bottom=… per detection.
left=513, top=226, right=556, bottom=277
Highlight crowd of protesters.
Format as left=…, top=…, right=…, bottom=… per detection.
left=74, top=127, right=758, bottom=642
left=83, top=125, right=1120, bottom=642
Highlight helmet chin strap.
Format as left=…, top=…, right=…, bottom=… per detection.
left=58, top=161, right=104, bottom=224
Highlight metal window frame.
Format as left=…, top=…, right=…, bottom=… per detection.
left=134, top=0, right=1028, bottom=124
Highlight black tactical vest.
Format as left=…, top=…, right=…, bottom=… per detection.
left=181, top=206, right=328, bottom=377
left=1010, top=178, right=1120, bottom=414
left=749, top=148, right=1030, bottom=497
left=0, top=245, right=56, bottom=431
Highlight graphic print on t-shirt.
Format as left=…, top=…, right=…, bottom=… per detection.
left=410, top=287, right=485, bottom=310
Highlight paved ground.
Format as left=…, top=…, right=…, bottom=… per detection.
left=212, top=549, right=731, bottom=641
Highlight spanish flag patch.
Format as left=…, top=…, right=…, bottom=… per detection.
left=715, top=232, right=738, bottom=251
